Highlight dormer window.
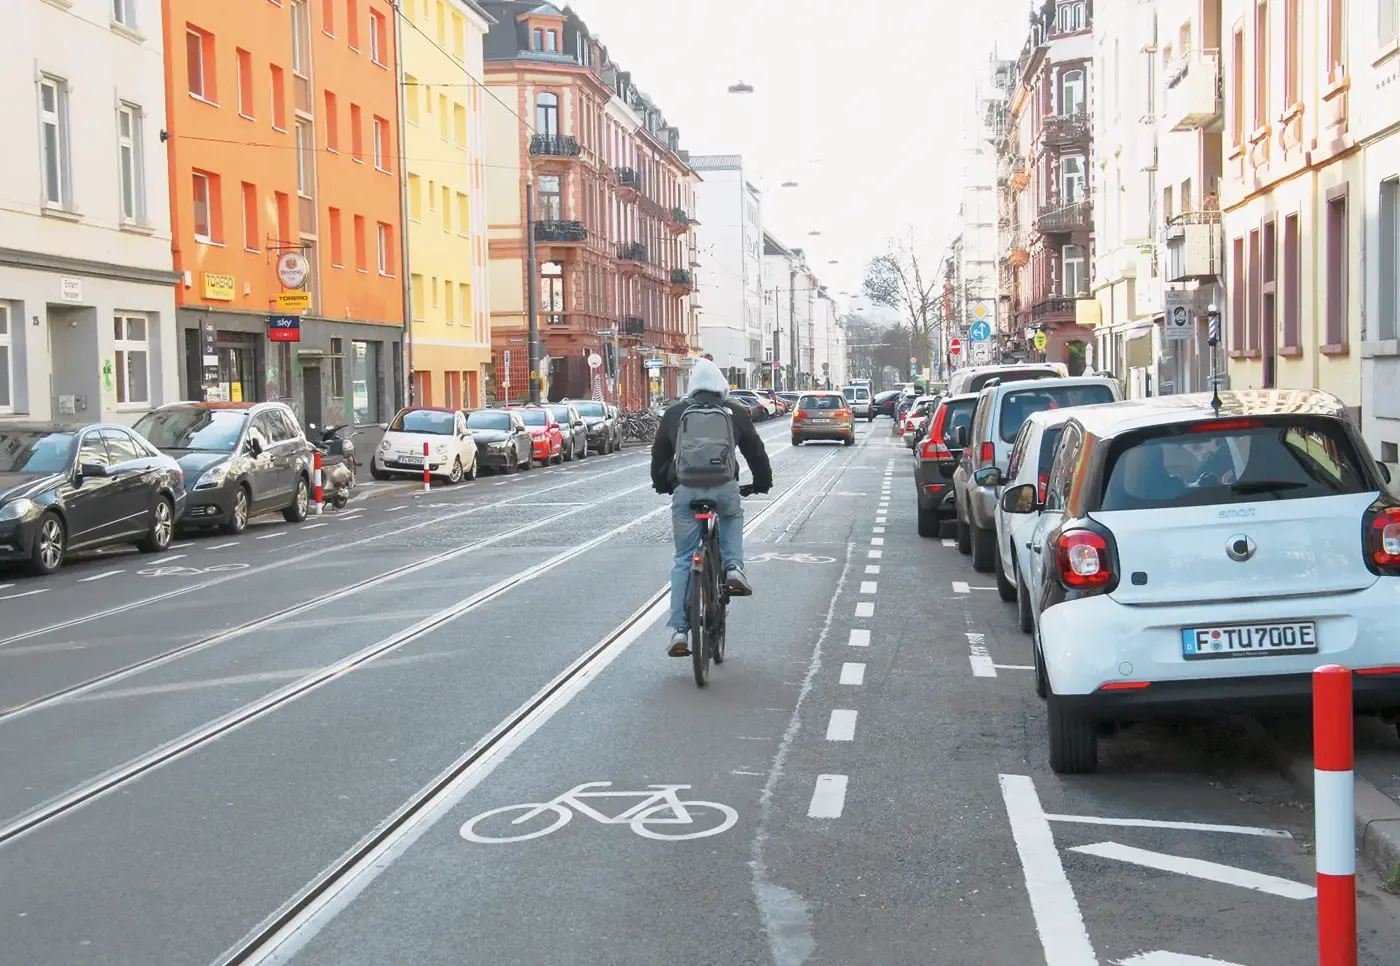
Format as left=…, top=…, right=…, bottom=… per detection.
left=532, top=28, right=543, bottom=50
left=1056, top=1, right=1086, bottom=33
left=546, top=30, right=558, bottom=52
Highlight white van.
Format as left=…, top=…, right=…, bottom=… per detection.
left=841, top=384, right=874, bottom=421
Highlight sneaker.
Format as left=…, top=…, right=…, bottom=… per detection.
left=667, top=629, right=691, bottom=657
left=725, top=567, right=753, bottom=597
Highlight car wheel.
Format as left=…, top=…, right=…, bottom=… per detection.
left=370, top=457, right=392, bottom=481
left=28, top=512, right=66, bottom=575
left=447, top=457, right=464, bottom=484
left=465, top=454, right=478, bottom=481
left=971, top=526, right=996, bottom=573
left=138, top=496, right=175, bottom=553
left=562, top=441, right=573, bottom=462
left=579, top=440, right=588, bottom=459
left=843, top=435, right=855, bottom=446
left=283, top=476, right=310, bottom=523
left=1017, top=563, right=1035, bottom=634
left=1047, top=689, right=1098, bottom=774
left=223, top=486, right=251, bottom=535
left=1031, top=625, right=1048, bottom=699
left=955, top=514, right=972, bottom=555
left=791, top=436, right=801, bottom=446
left=917, top=500, right=938, bottom=538
left=938, top=517, right=957, bottom=539
left=995, top=543, right=1017, bottom=602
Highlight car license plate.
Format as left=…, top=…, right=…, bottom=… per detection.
left=1181, top=621, right=1318, bottom=660
left=399, top=455, right=424, bottom=466
left=808, top=418, right=830, bottom=424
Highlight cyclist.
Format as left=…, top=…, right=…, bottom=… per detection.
left=651, top=358, right=772, bottom=657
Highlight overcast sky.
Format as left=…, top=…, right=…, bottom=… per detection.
left=570, top=0, right=1032, bottom=312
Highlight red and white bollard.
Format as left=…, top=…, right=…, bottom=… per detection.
left=1313, top=664, right=1356, bottom=966
left=312, top=450, right=323, bottom=516
left=423, top=441, right=431, bottom=492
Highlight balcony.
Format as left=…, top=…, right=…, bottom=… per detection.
left=615, top=167, right=642, bottom=201
left=534, top=220, right=588, bottom=244
left=1163, top=211, right=1222, bottom=282
left=668, top=207, right=692, bottom=233
left=529, top=135, right=582, bottom=159
left=669, top=268, right=693, bottom=295
left=1041, top=111, right=1091, bottom=147
left=1162, top=49, right=1223, bottom=133
left=1036, top=200, right=1091, bottom=235
left=622, top=315, right=645, bottom=338
left=617, top=241, right=648, bottom=275
left=1031, top=296, right=1078, bottom=324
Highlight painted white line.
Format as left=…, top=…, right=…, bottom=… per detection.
left=0, top=589, right=49, bottom=601
left=999, top=775, right=1098, bottom=965
left=868, top=550, right=882, bottom=559
left=870, top=537, right=884, bottom=546
left=494, top=481, right=509, bottom=486
left=79, top=570, right=125, bottom=583
left=1069, top=842, right=1317, bottom=899
left=952, top=581, right=971, bottom=594
left=848, top=629, right=870, bottom=647
left=206, top=541, right=240, bottom=550
left=1119, top=953, right=1247, bottom=966
left=859, top=581, right=877, bottom=594
left=942, top=538, right=955, bottom=547
left=864, top=565, right=880, bottom=574
left=970, top=654, right=997, bottom=677
left=301, top=522, right=328, bottom=530
left=386, top=506, right=409, bottom=512
left=257, top=532, right=286, bottom=540
left=336, top=514, right=365, bottom=522
left=169, top=542, right=194, bottom=549
left=826, top=709, right=858, bottom=741
left=160, top=554, right=187, bottom=564
left=839, top=663, right=866, bottom=686
left=993, top=664, right=1034, bottom=671
left=0, top=583, right=13, bottom=592
left=1043, top=814, right=1293, bottom=839
left=854, top=601, right=874, bottom=618
left=808, top=774, right=848, bottom=818
left=872, top=526, right=885, bottom=534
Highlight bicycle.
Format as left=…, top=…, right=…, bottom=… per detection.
left=687, top=484, right=754, bottom=687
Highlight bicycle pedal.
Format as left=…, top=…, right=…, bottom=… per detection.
left=668, top=643, right=691, bottom=658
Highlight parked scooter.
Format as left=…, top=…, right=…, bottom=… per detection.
left=307, top=423, right=359, bottom=510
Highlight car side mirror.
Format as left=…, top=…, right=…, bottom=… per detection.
left=974, top=466, right=1003, bottom=488
left=1000, top=482, right=1039, bottom=514
left=79, top=462, right=109, bottom=478
left=1378, top=460, right=1393, bottom=485
left=954, top=425, right=969, bottom=448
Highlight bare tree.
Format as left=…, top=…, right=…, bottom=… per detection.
left=862, top=237, right=941, bottom=370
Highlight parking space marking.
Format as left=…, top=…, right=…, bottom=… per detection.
left=257, top=532, right=286, bottom=540
left=865, top=565, right=880, bottom=574
left=953, top=581, right=971, bottom=594
left=1043, top=814, right=1293, bottom=839
left=873, top=526, right=886, bottom=534
left=839, top=663, right=866, bottom=686
left=1119, top=954, right=1247, bottom=966
left=826, top=709, right=858, bottom=741
left=169, top=542, right=194, bottom=550
left=808, top=774, right=849, bottom=818
left=301, top=523, right=328, bottom=531
left=0, top=589, right=49, bottom=601
left=870, top=537, right=884, bottom=546
left=79, top=570, right=125, bottom=582
left=206, top=542, right=239, bottom=550
left=1068, top=842, right=1316, bottom=899
left=942, top=539, right=956, bottom=547
left=868, top=550, right=882, bottom=559
left=854, top=601, right=874, bottom=618
left=848, top=629, right=870, bottom=647
left=859, top=581, right=877, bottom=594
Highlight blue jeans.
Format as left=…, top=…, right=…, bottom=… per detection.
left=668, top=482, right=744, bottom=630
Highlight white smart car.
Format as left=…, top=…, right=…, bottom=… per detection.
left=370, top=407, right=479, bottom=484
left=1000, top=389, right=1400, bottom=774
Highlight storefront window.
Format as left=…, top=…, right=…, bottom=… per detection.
left=351, top=340, right=379, bottom=424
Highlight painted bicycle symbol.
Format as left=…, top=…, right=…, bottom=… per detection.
left=747, top=552, right=836, bottom=564
left=137, top=563, right=250, bottom=577
left=459, top=782, right=738, bottom=843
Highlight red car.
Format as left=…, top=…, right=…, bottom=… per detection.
left=510, top=406, right=564, bottom=466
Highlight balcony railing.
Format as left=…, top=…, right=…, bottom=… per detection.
left=534, top=220, right=588, bottom=243
left=1031, top=296, right=1078, bottom=323
left=1041, top=111, right=1091, bottom=146
left=668, top=207, right=692, bottom=232
left=617, top=241, right=648, bottom=263
left=616, top=168, right=641, bottom=194
left=1036, top=200, right=1091, bottom=234
left=669, top=268, right=693, bottom=293
left=1163, top=210, right=1222, bottom=282
left=530, top=134, right=582, bottom=158
left=1163, top=49, right=1223, bottom=133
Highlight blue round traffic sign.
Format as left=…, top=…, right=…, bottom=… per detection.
left=969, top=320, right=992, bottom=343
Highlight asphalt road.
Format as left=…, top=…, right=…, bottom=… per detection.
left=1, top=418, right=1398, bottom=966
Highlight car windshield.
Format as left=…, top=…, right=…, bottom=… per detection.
left=999, top=385, right=1115, bottom=442
left=940, top=401, right=978, bottom=449
left=968, top=370, right=1055, bottom=393
left=574, top=402, right=605, bottom=418
left=1100, top=418, right=1371, bottom=511
left=390, top=409, right=456, bottom=435
left=547, top=406, right=572, bottom=423
left=466, top=411, right=510, bottom=431
left=0, top=430, right=78, bottom=474
left=519, top=409, right=548, bottom=427
left=134, top=408, right=247, bottom=452
left=798, top=395, right=843, bottom=411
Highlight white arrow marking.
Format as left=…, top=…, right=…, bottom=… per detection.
left=1116, top=953, right=1248, bottom=966
left=1069, top=842, right=1316, bottom=899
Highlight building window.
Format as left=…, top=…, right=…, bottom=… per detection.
left=532, top=27, right=543, bottom=50
left=373, top=116, right=388, bottom=171
left=276, top=191, right=290, bottom=244
left=442, top=186, right=451, bottom=231
left=117, top=103, right=145, bottom=224
left=1056, top=1, right=1085, bottom=32
left=271, top=65, right=287, bottom=131
left=39, top=76, right=72, bottom=209
left=411, top=274, right=425, bottom=319
left=457, top=192, right=469, bottom=236
left=1061, top=246, right=1085, bottom=296
left=1247, top=228, right=1261, bottom=351
left=1381, top=179, right=1399, bottom=342
left=438, top=94, right=449, bottom=140
left=408, top=175, right=422, bottom=220
left=1383, top=0, right=1400, bottom=48
left=346, top=0, right=359, bottom=49
left=377, top=222, right=394, bottom=276
left=328, top=206, right=343, bottom=266
left=1231, top=236, right=1245, bottom=350
left=536, top=92, right=559, bottom=137
left=192, top=171, right=216, bottom=242
left=453, top=103, right=467, bottom=149
left=324, top=90, right=339, bottom=150
left=354, top=214, right=367, bottom=271
left=538, top=174, right=561, bottom=221
left=242, top=182, right=259, bottom=251
left=444, top=280, right=455, bottom=322
left=236, top=49, right=254, bottom=118
left=113, top=315, right=150, bottom=405
left=1261, top=218, right=1277, bottom=385
left=350, top=103, right=363, bottom=161
left=330, top=337, right=344, bottom=396
left=1284, top=0, right=1300, bottom=106
left=404, top=75, right=419, bottom=124
left=1283, top=212, right=1301, bottom=348
left=112, top=0, right=136, bottom=29
left=1325, top=189, right=1348, bottom=349
left=321, top=0, right=334, bottom=36
left=1253, top=1, right=1269, bottom=130
left=187, top=27, right=215, bottom=101
left=1059, top=69, right=1084, bottom=116
left=546, top=29, right=558, bottom=52
left=1059, top=154, right=1085, bottom=204
left=291, top=0, right=311, bottom=76
left=0, top=304, right=12, bottom=412
left=542, top=261, right=565, bottom=320
left=295, top=121, right=311, bottom=196
left=1231, top=28, right=1245, bottom=146
left=1327, top=0, right=1346, bottom=81
left=370, top=9, right=387, bottom=65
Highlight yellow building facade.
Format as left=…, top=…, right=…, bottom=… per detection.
left=400, top=0, right=494, bottom=408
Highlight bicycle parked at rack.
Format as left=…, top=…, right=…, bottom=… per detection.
left=619, top=409, right=660, bottom=443
left=686, top=485, right=754, bottom=687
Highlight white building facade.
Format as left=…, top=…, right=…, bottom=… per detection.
left=689, top=155, right=764, bottom=388
left=0, top=0, right=179, bottom=426
left=963, top=56, right=1013, bottom=364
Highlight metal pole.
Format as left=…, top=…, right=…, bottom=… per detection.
left=526, top=181, right=541, bottom=405
left=393, top=7, right=414, bottom=407
left=788, top=271, right=797, bottom=389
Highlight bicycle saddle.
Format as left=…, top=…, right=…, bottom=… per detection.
left=690, top=499, right=718, bottom=513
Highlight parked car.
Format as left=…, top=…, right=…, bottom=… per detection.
left=841, top=384, right=874, bottom=421
left=791, top=392, right=856, bottom=446
left=731, top=390, right=776, bottom=420
left=872, top=390, right=903, bottom=419
left=946, top=363, right=1066, bottom=396
left=1002, top=389, right=1400, bottom=774
left=756, top=389, right=789, bottom=415
left=953, top=378, right=1120, bottom=571
left=727, top=392, right=766, bottom=420
left=777, top=392, right=803, bottom=410
left=570, top=400, right=620, bottom=453
left=913, top=393, right=979, bottom=538
left=547, top=403, right=589, bottom=461
left=0, top=422, right=185, bottom=575
left=466, top=409, right=533, bottom=473
left=371, top=407, right=479, bottom=484
left=135, top=402, right=312, bottom=535
left=510, top=406, right=565, bottom=466
left=901, top=395, right=939, bottom=445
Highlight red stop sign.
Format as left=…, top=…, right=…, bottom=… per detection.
left=949, top=338, right=962, bottom=355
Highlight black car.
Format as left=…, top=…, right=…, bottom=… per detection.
left=547, top=403, right=589, bottom=461
left=465, top=409, right=533, bottom=473
left=134, top=402, right=313, bottom=535
left=913, top=393, right=979, bottom=538
left=570, top=400, right=620, bottom=453
left=0, top=422, right=185, bottom=575
left=873, top=390, right=902, bottom=419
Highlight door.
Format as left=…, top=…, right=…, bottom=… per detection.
left=1025, top=425, right=1081, bottom=621
left=66, top=431, right=118, bottom=548
left=263, top=409, right=299, bottom=502
left=302, top=366, right=324, bottom=431
left=244, top=413, right=283, bottom=510
left=184, top=329, right=202, bottom=402
left=100, top=428, right=153, bottom=539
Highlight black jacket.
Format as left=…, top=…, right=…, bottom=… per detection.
left=650, top=393, right=773, bottom=495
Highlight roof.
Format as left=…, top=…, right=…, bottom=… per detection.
left=398, top=406, right=459, bottom=414
left=979, top=376, right=1117, bottom=396
left=688, top=154, right=744, bottom=170
left=1064, top=389, right=1349, bottom=437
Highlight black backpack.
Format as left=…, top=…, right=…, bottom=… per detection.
left=672, top=399, right=737, bottom=487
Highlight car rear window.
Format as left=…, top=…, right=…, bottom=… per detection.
left=1100, top=418, right=1371, bottom=511
left=938, top=400, right=977, bottom=449
left=799, top=395, right=843, bottom=411
left=998, top=385, right=1116, bottom=442
left=1037, top=427, right=1065, bottom=473
left=968, top=370, right=1056, bottom=393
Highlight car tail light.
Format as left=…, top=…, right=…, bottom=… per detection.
left=1055, top=529, right=1113, bottom=590
left=979, top=442, right=995, bottom=465
left=1186, top=418, right=1264, bottom=433
left=921, top=437, right=950, bottom=459
left=1364, top=504, right=1400, bottom=575
left=1037, top=470, right=1049, bottom=504
left=793, top=410, right=807, bottom=420
left=834, top=409, right=852, bottom=418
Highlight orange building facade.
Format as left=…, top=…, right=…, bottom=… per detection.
left=162, top=0, right=404, bottom=428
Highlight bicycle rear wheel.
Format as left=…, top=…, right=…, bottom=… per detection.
left=689, top=555, right=710, bottom=687
left=711, top=564, right=728, bottom=665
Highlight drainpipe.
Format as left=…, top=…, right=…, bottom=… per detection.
left=393, top=8, right=414, bottom=406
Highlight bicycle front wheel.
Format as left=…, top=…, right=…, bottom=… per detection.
left=689, top=550, right=711, bottom=688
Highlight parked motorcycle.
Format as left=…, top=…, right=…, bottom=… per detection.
left=308, top=423, right=359, bottom=511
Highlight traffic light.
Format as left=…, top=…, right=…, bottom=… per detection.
left=604, top=343, right=617, bottom=377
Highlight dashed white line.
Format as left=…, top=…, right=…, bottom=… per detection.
left=854, top=601, right=874, bottom=618
left=995, top=664, right=1035, bottom=671
left=865, top=565, right=880, bottom=574
left=0, top=588, right=49, bottom=601
left=839, top=663, right=866, bottom=686
left=207, top=541, right=240, bottom=550
left=301, top=523, right=328, bottom=530
left=808, top=774, right=849, bottom=818
left=0, top=583, right=13, bottom=592
left=169, top=542, right=194, bottom=549
left=868, top=550, right=882, bottom=559
left=870, top=537, right=884, bottom=546
left=848, top=629, right=870, bottom=647
left=386, top=506, right=410, bottom=512
left=859, top=581, right=877, bottom=594
left=161, top=554, right=187, bottom=564
left=826, top=709, right=858, bottom=741
left=256, top=532, right=286, bottom=540
left=873, top=526, right=886, bottom=534
left=79, top=570, right=125, bottom=582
